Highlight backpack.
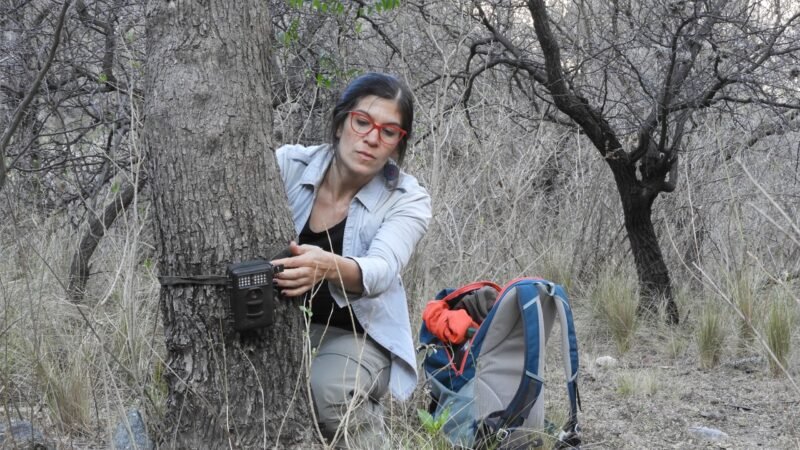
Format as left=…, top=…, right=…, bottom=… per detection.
left=418, top=278, right=581, bottom=449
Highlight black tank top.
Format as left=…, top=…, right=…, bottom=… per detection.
left=298, top=216, right=364, bottom=333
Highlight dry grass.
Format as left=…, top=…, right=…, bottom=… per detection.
left=616, top=370, right=659, bottom=397
left=764, top=291, right=794, bottom=377
left=3, top=122, right=800, bottom=449
left=725, top=268, right=762, bottom=344
left=0, top=202, right=163, bottom=444
left=3, top=117, right=799, bottom=448
left=696, top=305, right=727, bottom=369
left=590, top=269, right=639, bottom=354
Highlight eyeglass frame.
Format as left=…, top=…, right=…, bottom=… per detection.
left=347, top=110, right=408, bottom=146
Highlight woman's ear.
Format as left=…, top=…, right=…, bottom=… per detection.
left=335, top=122, right=343, bottom=138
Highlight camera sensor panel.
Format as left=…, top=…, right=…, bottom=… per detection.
left=228, top=259, right=277, bottom=331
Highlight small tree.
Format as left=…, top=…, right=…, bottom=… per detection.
left=464, top=0, right=800, bottom=322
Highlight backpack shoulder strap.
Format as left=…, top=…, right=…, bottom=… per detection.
left=548, top=283, right=582, bottom=447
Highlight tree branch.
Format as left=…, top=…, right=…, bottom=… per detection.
left=656, top=4, right=724, bottom=156
left=527, top=0, right=623, bottom=157
left=68, top=176, right=145, bottom=303
left=0, top=0, right=71, bottom=193
left=353, top=0, right=405, bottom=64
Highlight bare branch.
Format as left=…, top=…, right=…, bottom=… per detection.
left=0, top=0, right=72, bottom=193
left=526, top=0, right=623, bottom=157
left=353, top=0, right=405, bottom=64
left=656, top=5, right=723, bottom=156
left=744, top=109, right=800, bottom=148
left=68, top=176, right=145, bottom=303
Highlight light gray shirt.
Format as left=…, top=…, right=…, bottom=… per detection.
left=275, top=143, right=432, bottom=400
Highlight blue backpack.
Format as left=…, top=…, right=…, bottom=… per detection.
left=419, top=278, right=582, bottom=449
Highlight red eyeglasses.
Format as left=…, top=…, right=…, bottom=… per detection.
left=348, top=111, right=407, bottom=146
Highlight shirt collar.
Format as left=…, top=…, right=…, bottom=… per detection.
left=299, top=145, right=333, bottom=189
left=354, top=173, right=387, bottom=212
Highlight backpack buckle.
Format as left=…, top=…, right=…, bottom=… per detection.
left=495, top=428, right=509, bottom=441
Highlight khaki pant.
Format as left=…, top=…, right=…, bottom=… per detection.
left=309, top=323, right=391, bottom=449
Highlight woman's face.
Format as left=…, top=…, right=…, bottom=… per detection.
left=335, top=95, right=403, bottom=182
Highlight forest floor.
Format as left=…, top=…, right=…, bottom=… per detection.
left=568, top=308, right=800, bottom=450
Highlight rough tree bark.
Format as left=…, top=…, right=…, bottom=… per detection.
left=145, top=1, right=313, bottom=447
left=610, top=161, right=679, bottom=322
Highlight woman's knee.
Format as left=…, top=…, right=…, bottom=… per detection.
left=309, top=333, right=391, bottom=428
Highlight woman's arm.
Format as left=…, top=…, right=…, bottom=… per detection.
left=271, top=174, right=432, bottom=299
left=271, top=241, right=363, bottom=297
left=348, top=184, right=432, bottom=297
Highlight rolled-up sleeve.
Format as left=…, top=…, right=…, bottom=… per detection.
left=350, top=184, right=431, bottom=297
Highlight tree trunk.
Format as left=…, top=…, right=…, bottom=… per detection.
left=610, top=161, right=680, bottom=324
left=144, top=2, right=313, bottom=447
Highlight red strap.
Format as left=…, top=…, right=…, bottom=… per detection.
left=441, top=280, right=501, bottom=303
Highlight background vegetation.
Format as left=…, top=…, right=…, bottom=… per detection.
left=1, top=0, right=798, bottom=447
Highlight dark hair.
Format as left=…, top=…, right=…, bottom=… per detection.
left=329, top=72, right=414, bottom=164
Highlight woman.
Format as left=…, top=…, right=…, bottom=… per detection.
left=271, top=72, right=431, bottom=447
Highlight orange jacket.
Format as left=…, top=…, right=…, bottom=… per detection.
left=422, top=300, right=479, bottom=345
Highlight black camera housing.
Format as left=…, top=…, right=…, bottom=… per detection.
left=227, top=259, right=283, bottom=331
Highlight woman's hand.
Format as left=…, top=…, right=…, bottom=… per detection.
left=271, top=241, right=334, bottom=297
left=272, top=241, right=364, bottom=298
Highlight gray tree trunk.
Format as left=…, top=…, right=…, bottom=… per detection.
left=144, top=1, right=313, bottom=447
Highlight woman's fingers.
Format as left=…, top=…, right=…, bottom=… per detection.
left=274, top=266, right=327, bottom=296
left=271, top=244, right=334, bottom=298
left=282, top=286, right=311, bottom=297
left=275, top=267, right=323, bottom=283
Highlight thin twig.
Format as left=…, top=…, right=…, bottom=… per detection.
left=0, top=0, right=72, bottom=192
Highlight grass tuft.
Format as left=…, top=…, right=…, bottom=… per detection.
left=616, top=370, right=659, bottom=397
left=697, top=305, right=726, bottom=369
left=764, top=294, right=793, bottom=377
left=37, top=347, right=94, bottom=433
left=592, top=270, right=639, bottom=354
left=725, top=269, right=761, bottom=344
left=665, top=332, right=688, bottom=360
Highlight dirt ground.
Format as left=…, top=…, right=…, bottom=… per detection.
left=573, top=324, right=800, bottom=449
left=579, top=359, right=799, bottom=449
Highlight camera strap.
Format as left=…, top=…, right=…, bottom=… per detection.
left=156, top=249, right=290, bottom=288
left=157, top=275, right=230, bottom=286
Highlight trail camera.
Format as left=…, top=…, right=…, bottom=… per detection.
left=227, top=260, right=284, bottom=331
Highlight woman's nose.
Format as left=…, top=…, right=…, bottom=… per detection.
left=364, top=127, right=381, bottom=145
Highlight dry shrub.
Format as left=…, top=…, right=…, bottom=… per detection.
left=0, top=208, right=162, bottom=440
